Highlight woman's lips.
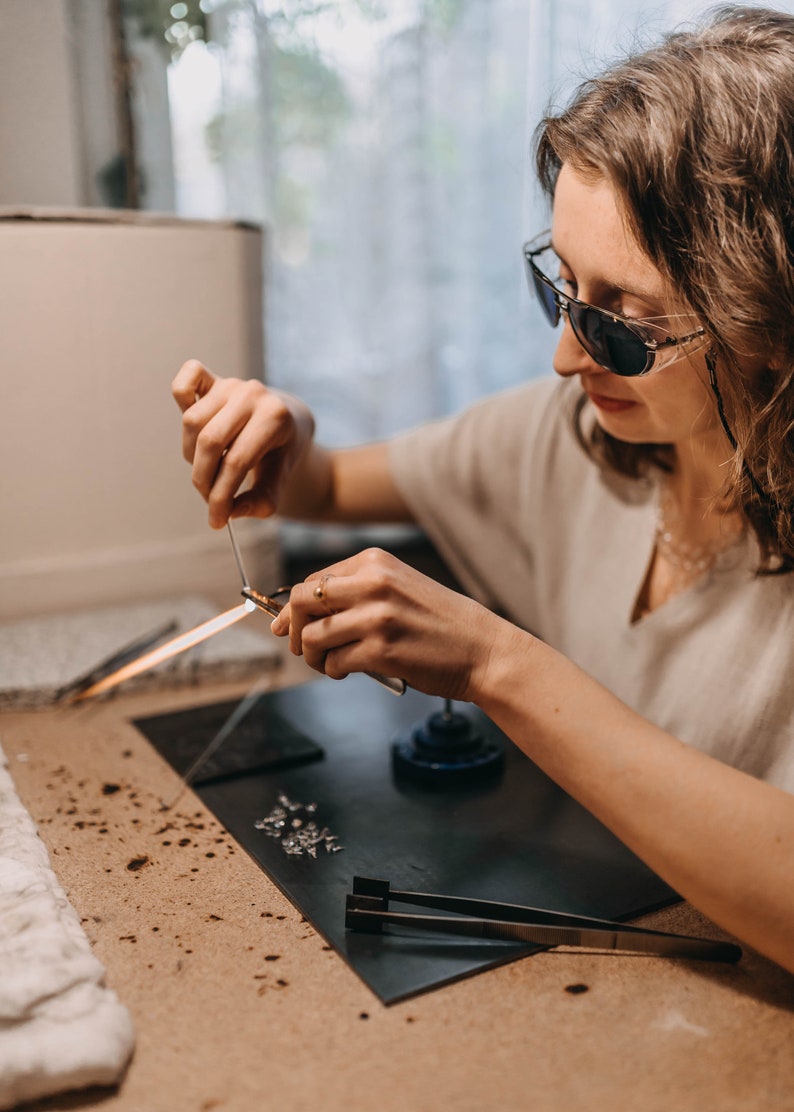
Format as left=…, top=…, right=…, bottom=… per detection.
left=586, top=391, right=638, bottom=413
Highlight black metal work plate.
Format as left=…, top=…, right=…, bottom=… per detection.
left=134, top=698, right=324, bottom=785
left=134, top=675, right=678, bottom=1003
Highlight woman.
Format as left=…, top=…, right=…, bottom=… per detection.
left=172, top=6, right=794, bottom=972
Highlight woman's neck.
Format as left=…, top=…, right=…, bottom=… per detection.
left=668, top=435, right=734, bottom=513
left=631, top=438, right=746, bottom=622
left=660, top=437, right=745, bottom=561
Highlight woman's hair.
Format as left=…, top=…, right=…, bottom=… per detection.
left=535, top=5, right=794, bottom=572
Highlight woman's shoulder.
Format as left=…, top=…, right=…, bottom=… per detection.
left=446, top=374, right=582, bottom=456
left=388, top=374, right=578, bottom=469
left=466, top=373, right=574, bottom=420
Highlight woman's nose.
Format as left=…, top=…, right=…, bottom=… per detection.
left=552, top=317, right=604, bottom=378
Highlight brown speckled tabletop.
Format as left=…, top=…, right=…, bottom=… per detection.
left=3, top=649, right=794, bottom=1112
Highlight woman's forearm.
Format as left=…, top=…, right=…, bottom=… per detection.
left=472, top=627, right=794, bottom=972
left=279, top=441, right=414, bottom=524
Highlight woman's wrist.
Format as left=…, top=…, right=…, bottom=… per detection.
left=464, top=615, right=539, bottom=712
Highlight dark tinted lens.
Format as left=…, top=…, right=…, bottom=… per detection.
left=530, top=268, right=560, bottom=327
left=571, top=305, right=650, bottom=376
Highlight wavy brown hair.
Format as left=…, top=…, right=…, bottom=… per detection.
left=535, top=5, right=794, bottom=572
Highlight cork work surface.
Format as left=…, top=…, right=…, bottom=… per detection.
left=2, top=664, right=794, bottom=1112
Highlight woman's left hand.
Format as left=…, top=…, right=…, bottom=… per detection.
left=269, top=548, right=515, bottom=701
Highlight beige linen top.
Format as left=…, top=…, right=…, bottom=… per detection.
left=388, top=375, right=794, bottom=793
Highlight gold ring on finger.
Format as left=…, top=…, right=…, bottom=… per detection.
left=312, top=573, right=335, bottom=612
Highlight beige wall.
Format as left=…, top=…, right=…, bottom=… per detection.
left=0, top=210, right=276, bottom=620
left=0, top=9, right=275, bottom=619
left=0, top=11, right=276, bottom=620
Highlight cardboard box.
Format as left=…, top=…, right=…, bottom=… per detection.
left=0, top=207, right=281, bottom=619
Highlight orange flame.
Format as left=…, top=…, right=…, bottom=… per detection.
left=72, top=601, right=255, bottom=702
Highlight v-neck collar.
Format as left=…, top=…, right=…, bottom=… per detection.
left=625, top=478, right=754, bottom=629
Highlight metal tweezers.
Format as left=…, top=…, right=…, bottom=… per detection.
left=55, top=619, right=178, bottom=704
left=345, top=877, right=742, bottom=963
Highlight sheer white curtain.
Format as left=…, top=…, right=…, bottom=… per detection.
left=167, top=0, right=789, bottom=445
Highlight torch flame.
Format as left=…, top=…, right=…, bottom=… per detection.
left=71, top=600, right=256, bottom=702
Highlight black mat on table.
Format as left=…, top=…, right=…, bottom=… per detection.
left=133, top=674, right=678, bottom=1004
left=134, top=696, right=324, bottom=785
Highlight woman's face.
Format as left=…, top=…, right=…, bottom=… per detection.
left=550, top=163, right=720, bottom=451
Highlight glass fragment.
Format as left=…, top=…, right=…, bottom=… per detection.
left=255, top=793, right=343, bottom=858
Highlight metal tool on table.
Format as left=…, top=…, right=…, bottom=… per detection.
left=66, top=601, right=255, bottom=703
left=56, top=619, right=179, bottom=704
left=345, top=876, right=742, bottom=963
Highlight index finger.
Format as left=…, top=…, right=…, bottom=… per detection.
left=172, top=359, right=217, bottom=412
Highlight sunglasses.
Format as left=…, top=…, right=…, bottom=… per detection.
left=523, top=234, right=705, bottom=377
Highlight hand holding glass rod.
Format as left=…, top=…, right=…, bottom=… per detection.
left=240, top=584, right=406, bottom=695
left=226, top=519, right=405, bottom=695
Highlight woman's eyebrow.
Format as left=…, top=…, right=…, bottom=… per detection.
left=551, top=242, right=665, bottom=304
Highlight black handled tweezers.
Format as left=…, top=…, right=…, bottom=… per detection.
left=55, top=619, right=178, bottom=704
left=345, top=876, right=741, bottom=963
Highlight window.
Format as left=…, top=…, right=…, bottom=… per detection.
left=126, top=0, right=790, bottom=446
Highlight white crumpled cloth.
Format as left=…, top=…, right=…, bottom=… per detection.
left=0, top=745, right=134, bottom=1109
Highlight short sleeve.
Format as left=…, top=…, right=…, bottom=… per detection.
left=387, top=376, right=574, bottom=619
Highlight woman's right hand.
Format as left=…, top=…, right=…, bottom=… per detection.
left=171, top=359, right=316, bottom=528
